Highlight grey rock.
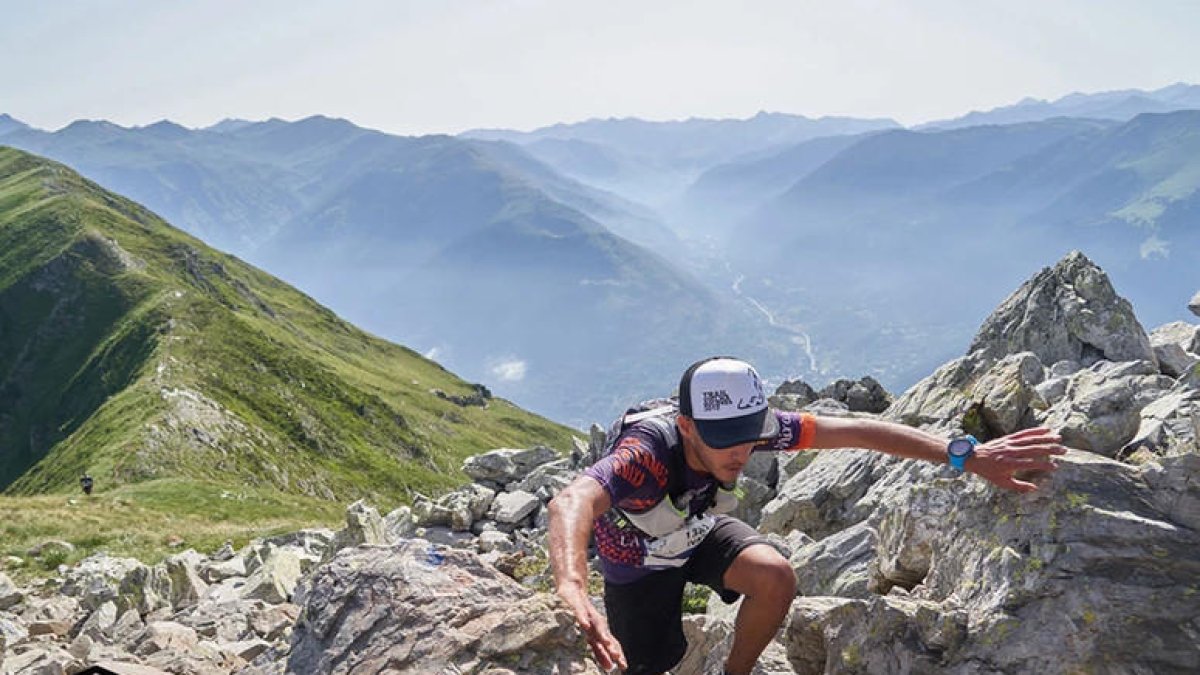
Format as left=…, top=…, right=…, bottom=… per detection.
left=972, top=352, right=1045, bottom=435
left=1, top=613, right=29, bottom=645
left=730, top=475, right=774, bottom=527
left=512, top=459, right=574, bottom=499
left=134, top=621, right=200, bottom=656
left=490, top=490, right=541, bottom=524
left=1123, top=388, right=1200, bottom=458
left=382, top=505, right=417, bottom=541
left=1150, top=321, right=1200, bottom=355
left=1038, top=360, right=1174, bottom=456
left=1155, top=342, right=1200, bottom=378
left=760, top=449, right=894, bottom=540
left=969, top=251, right=1156, bottom=367
left=111, top=607, right=145, bottom=645
left=76, top=600, right=118, bottom=641
left=0, top=572, right=23, bottom=610
left=2, top=645, right=76, bottom=675
left=164, top=550, right=209, bottom=610
left=59, top=553, right=143, bottom=611
left=1190, top=290, right=1200, bottom=318
left=462, top=446, right=561, bottom=485
left=287, top=542, right=601, bottom=673
left=819, top=377, right=892, bottom=413
left=477, top=530, right=515, bottom=554
left=241, top=547, right=302, bottom=604
left=791, top=521, right=878, bottom=599
left=330, top=500, right=387, bottom=551
left=200, top=555, right=247, bottom=583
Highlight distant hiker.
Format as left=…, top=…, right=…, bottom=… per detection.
left=548, top=356, right=1066, bottom=675
left=80, top=474, right=94, bottom=496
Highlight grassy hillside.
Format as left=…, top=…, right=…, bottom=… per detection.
left=0, top=147, right=577, bottom=502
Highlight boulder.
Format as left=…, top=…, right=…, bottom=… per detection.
left=241, top=547, right=302, bottom=604
left=1190, top=290, right=1200, bottom=318
left=791, top=521, right=877, bottom=598
left=819, top=377, right=892, bottom=413
left=331, top=500, right=387, bottom=551
left=60, top=553, right=144, bottom=611
left=134, top=621, right=200, bottom=656
left=287, top=541, right=601, bottom=673
left=76, top=600, right=119, bottom=641
left=490, top=490, right=541, bottom=525
left=969, top=251, right=1156, bottom=367
left=0, top=572, right=23, bottom=610
left=462, top=446, right=560, bottom=485
left=1037, top=360, right=1174, bottom=456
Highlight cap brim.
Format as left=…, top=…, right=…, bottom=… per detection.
left=693, top=408, right=780, bottom=449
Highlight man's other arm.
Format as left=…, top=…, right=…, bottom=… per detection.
left=547, top=476, right=626, bottom=671
left=809, top=416, right=1066, bottom=492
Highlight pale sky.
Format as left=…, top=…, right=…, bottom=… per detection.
left=2, top=0, right=1197, bottom=135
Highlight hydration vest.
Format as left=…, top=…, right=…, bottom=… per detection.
left=600, top=399, right=740, bottom=568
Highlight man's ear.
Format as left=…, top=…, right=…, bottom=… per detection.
left=676, top=414, right=695, bottom=438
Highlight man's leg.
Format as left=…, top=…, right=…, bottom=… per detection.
left=720, top=543, right=796, bottom=675
left=603, top=569, right=688, bottom=675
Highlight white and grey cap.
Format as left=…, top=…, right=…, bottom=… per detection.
left=678, top=356, right=779, bottom=449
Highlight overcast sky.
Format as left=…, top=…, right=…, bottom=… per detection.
left=2, top=0, right=1197, bottom=135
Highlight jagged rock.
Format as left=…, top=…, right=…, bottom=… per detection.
left=200, top=555, right=247, bottom=583
left=249, top=603, right=299, bottom=642
left=972, top=352, right=1045, bottom=435
left=791, top=521, right=877, bottom=598
left=785, top=595, right=967, bottom=674
left=1190, top=290, right=1200, bottom=318
left=819, top=377, right=892, bottom=413
left=331, top=500, right=387, bottom=551
left=117, top=562, right=173, bottom=615
left=112, top=607, right=146, bottom=644
left=76, top=600, right=118, bottom=641
left=730, top=475, right=774, bottom=527
left=970, top=251, right=1156, bottom=367
left=287, top=541, right=601, bottom=673
left=1123, top=387, right=1200, bottom=458
left=20, top=594, right=80, bottom=626
left=744, top=450, right=780, bottom=487
left=60, top=554, right=144, bottom=611
left=1150, top=321, right=1200, bottom=377
left=221, top=637, right=272, bottom=661
left=259, top=529, right=334, bottom=558
left=490, top=490, right=541, bottom=524
left=69, top=631, right=95, bottom=660
left=462, top=446, right=560, bottom=485
left=241, top=547, right=302, bottom=604
left=88, top=662, right=173, bottom=675
left=2, top=645, right=76, bottom=675
left=477, top=530, right=515, bottom=554
left=776, top=378, right=819, bottom=400
left=0, top=572, right=23, bottom=610
left=1, top=613, right=29, bottom=645
left=134, top=621, right=200, bottom=656
left=382, top=505, right=417, bottom=541
left=802, top=398, right=851, bottom=415
left=1037, top=360, right=1174, bottom=456
left=513, top=458, right=575, bottom=499
left=890, top=252, right=1157, bottom=435
left=210, top=541, right=236, bottom=563
left=760, top=450, right=894, bottom=540
left=164, top=550, right=209, bottom=610
left=852, top=451, right=1200, bottom=673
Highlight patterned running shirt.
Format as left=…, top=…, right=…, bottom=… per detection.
left=584, top=410, right=817, bottom=583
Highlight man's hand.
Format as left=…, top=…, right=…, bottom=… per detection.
left=966, top=426, right=1067, bottom=492
left=557, top=584, right=627, bottom=672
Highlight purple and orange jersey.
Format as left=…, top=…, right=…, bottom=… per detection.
left=584, top=411, right=817, bottom=583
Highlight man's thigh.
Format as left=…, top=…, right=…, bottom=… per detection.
left=684, top=515, right=775, bottom=603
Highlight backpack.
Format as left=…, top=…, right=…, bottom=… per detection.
left=598, top=397, right=688, bottom=499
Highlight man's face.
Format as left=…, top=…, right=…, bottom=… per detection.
left=678, top=416, right=755, bottom=483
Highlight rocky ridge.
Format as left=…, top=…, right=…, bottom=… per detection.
left=3, top=252, right=1199, bottom=674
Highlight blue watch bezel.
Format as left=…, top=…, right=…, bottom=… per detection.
left=947, top=435, right=978, bottom=472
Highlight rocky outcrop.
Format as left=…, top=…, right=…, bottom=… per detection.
left=1190, top=289, right=1200, bottom=318
left=286, top=542, right=599, bottom=674
left=771, top=376, right=892, bottom=414
left=4, top=251, right=1197, bottom=674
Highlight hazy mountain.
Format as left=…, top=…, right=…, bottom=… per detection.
left=920, top=82, right=1200, bottom=130
left=463, top=112, right=900, bottom=208
left=715, top=112, right=1200, bottom=389
left=1, top=116, right=807, bottom=425
left=0, top=147, right=575, bottom=499
left=676, top=132, right=875, bottom=235
left=0, top=113, right=30, bottom=136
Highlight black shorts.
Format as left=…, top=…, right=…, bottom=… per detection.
left=602, top=515, right=772, bottom=675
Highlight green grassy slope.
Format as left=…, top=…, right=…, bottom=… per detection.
left=0, top=146, right=577, bottom=500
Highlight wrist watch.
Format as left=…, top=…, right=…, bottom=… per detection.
left=947, top=435, right=978, bottom=472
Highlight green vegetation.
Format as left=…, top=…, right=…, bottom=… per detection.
left=0, top=478, right=345, bottom=582
left=0, top=147, right=577, bottom=511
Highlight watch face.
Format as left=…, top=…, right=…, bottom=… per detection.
left=948, top=438, right=975, bottom=457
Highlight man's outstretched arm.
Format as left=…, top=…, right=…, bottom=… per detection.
left=547, top=476, right=627, bottom=671
left=810, top=417, right=1067, bottom=492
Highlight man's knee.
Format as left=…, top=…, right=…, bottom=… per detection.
left=726, top=543, right=796, bottom=599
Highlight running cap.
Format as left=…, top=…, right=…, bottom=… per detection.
left=678, top=356, right=779, bottom=449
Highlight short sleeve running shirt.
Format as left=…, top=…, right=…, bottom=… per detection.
left=584, top=410, right=817, bottom=583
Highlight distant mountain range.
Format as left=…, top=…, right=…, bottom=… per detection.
left=918, top=82, right=1200, bottom=130
left=3, top=83, right=1196, bottom=423
left=0, top=115, right=810, bottom=426
left=0, top=147, right=576, bottom=498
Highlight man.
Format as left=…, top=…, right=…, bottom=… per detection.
left=548, top=356, right=1066, bottom=674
